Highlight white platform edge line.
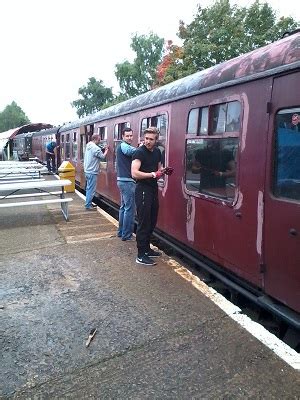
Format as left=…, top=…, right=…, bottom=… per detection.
left=171, top=263, right=300, bottom=371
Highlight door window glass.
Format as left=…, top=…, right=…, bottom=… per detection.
left=273, top=108, right=300, bottom=201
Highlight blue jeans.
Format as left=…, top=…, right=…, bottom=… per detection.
left=117, top=181, right=136, bottom=240
left=85, top=173, right=98, bottom=208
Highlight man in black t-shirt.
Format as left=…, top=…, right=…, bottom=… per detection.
left=131, top=127, right=165, bottom=266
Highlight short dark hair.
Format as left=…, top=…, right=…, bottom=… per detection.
left=122, top=127, right=132, bottom=135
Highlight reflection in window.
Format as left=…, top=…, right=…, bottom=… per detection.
left=187, top=107, right=208, bottom=135
left=226, top=102, right=241, bottom=132
left=187, top=109, right=198, bottom=134
left=185, top=138, right=238, bottom=201
left=273, top=109, right=300, bottom=201
left=212, top=101, right=241, bottom=134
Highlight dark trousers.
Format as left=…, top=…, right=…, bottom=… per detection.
left=46, top=153, right=56, bottom=172
left=135, top=183, right=159, bottom=257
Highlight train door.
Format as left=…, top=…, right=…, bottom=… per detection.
left=264, top=72, right=300, bottom=313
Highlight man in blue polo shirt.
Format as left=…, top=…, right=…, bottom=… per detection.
left=116, top=127, right=136, bottom=241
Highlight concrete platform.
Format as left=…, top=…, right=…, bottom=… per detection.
left=0, top=187, right=299, bottom=399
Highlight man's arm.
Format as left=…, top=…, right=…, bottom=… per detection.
left=132, top=159, right=152, bottom=180
left=131, top=159, right=165, bottom=180
left=94, top=146, right=108, bottom=160
left=121, top=142, right=136, bottom=156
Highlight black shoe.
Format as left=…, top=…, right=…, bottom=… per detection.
left=122, top=237, right=134, bottom=241
left=145, top=249, right=162, bottom=257
left=136, top=255, right=156, bottom=266
left=85, top=207, right=97, bottom=211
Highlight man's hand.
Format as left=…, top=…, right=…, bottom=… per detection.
left=152, top=170, right=164, bottom=179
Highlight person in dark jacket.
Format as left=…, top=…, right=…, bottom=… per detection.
left=116, top=127, right=136, bottom=241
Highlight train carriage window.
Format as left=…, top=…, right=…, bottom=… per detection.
left=226, top=102, right=241, bottom=132
left=80, top=134, right=86, bottom=162
left=60, top=135, right=65, bottom=160
left=187, top=107, right=208, bottom=135
left=65, top=133, right=70, bottom=159
left=141, top=118, right=148, bottom=135
left=212, top=101, right=241, bottom=134
left=273, top=108, right=300, bottom=201
left=185, top=100, right=241, bottom=202
left=72, top=132, right=77, bottom=162
left=98, top=126, right=108, bottom=170
left=114, top=122, right=131, bottom=170
left=186, top=138, right=238, bottom=200
left=140, top=114, right=168, bottom=176
left=187, top=109, right=198, bottom=134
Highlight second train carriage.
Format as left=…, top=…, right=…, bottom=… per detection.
left=24, top=32, right=300, bottom=325
left=31, top=126, right=61, bottom=166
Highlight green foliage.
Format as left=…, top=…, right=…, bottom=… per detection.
left=71, top=77, right=114, bottom=118
left=0, top=101, right=30, bottom=133
left=162, top=0, right=299, bottom=81
left=115, top=33, right=164, bottom=98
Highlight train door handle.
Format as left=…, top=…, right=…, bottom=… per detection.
left=235, top=212, right=242, bottom=218
left=289, top=228, right=298, bottom=237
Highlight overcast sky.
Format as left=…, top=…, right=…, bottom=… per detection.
left=0, top=0, right=299, bottom=126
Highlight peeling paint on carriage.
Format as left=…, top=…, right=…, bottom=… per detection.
left=256, top=191, right=264, bottom=257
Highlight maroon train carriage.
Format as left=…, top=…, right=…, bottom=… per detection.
left=31, top=126, right=61, bottom=167
left=28, top=32, right=300, bottom=328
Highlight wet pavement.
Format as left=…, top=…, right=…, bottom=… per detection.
left=0, top=187, right=299, bottom=399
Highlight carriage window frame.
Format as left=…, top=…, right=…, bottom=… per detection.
left=72, top=131, right=77, bottom=162
left=98, top=126, right=108, bottom=170
left=65, top=133, right=71, bottom=159
left=79, top=133, right=86, bottom=162
left=273, top=107, right=300, bottom=202
left=185, top=100, right=241, bottom=203
left=140, top=114, right=168, bottom=141
left=187, top=107, right=208, bottom=135
left=212, top=101, right=241, bottom=134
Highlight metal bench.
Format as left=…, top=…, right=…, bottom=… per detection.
left=0, top=179, right=73, bottom=221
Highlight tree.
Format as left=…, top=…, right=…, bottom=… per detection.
left=0, top=101, right=30, bottom=132
left=157, top=0, right=299, bottom=82
left=71, top=77, right=114, bottom=118
left=153, top=40, right=184, bottom=87
left=115, top=33, right=164, bottom=98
